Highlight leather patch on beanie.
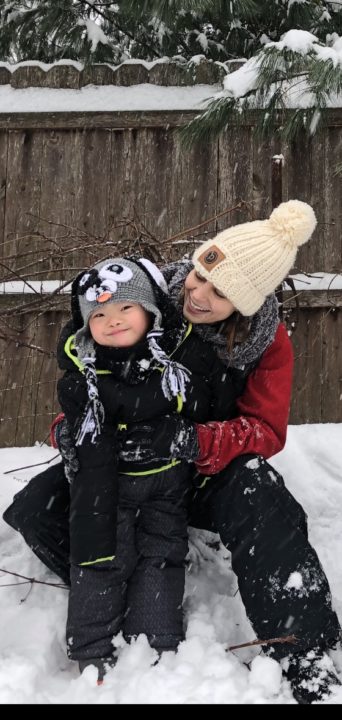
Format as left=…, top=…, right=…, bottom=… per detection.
left=197, top=244, right=226, bottom=271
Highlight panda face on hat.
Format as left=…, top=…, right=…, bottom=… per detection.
left=78, top=262, right=134, bottom=304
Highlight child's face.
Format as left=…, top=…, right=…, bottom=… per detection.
left=89, top=301, right=151, bottom=347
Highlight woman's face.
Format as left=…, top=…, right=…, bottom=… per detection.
left=183, top=269, right=236, bottom=324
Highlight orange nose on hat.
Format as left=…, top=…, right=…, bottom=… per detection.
left=97, top=291, right=113, bottom=303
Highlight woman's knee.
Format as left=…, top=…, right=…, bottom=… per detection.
left=224, top=454, right=307, bottom=535
left=223, top=454, right=284, bottom=491
left=3, top=463, right=69, bottom=535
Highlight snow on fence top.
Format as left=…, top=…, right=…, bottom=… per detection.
left=2, top=274, right=341, bottom=295
left=0, top=57, right=238, bottom=90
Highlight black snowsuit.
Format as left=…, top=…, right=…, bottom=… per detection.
left=5, top=306, right=238, bottom=661
left=57, top=318, right=237, bottom=567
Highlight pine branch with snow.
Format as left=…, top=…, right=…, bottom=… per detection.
left=181, top=27, right=342, bottom=145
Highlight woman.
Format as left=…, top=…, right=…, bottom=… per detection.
left=4, top=200, right=341, bottom=703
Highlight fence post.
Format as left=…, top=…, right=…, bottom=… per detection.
left=271, top=154, right=284, bottom=320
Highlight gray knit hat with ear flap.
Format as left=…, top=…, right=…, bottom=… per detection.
left=73, top=257, right=191, bottom=445
left=75, top=257, right=165, bottom=359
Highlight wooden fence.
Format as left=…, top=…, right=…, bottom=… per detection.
left=0, top=62, right=341, bottom=446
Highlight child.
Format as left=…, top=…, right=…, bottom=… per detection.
left=57, top=256, right=238, bottom=681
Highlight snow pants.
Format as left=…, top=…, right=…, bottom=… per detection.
left=3, top=453, right=341, bottom=660
left=189, top=454, right=341, bottom=658
left=3, top=463, right=189, bottom=660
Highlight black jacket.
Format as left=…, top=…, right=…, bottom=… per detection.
left=57, top=318, right=239, bottom=566
left=57, top=320, right=238, bottom=430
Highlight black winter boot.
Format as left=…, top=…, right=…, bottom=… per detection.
left=284, top=648, right=341, bottom=704
left=79, top=656, right=117, bottom=684
left=152, top=646, right=176, bottom=665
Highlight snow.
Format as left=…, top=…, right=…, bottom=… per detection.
left=0, top=83, right=218, bottom=112
left=272, top=153, right=285, bottom=165
left=286, top=272, right=342, bottom=290
left=2, top=272, right=341, bottom=297
left=284, top=572, right=303, bottom=591
left=2, top=28, right=342, bottom=115
left=267, top=29, right=342, bottom=69
left=223, top=57, right=260, bottom=98
left=309, top=108, right=321, bottom=134
left=77, top=19, right=110, bottom=54
left=0, top=59, right=84, bottom=72
left=116, top=57, right=170, bottom=69
left=1, top=424, right=342, bottom=703
left=267, top=29, right=319, bottom=55
left=189, top=54, right=207, bottom=66
left=0, top=280, right=72, bottom=294
left=0, top=58, right=170, bottom=73
left=218, top=30, right=342, bottom=109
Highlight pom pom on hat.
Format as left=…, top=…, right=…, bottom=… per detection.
left=192, top=199, right=317, bottom=316
left=269, top=199, right=317, bottom=250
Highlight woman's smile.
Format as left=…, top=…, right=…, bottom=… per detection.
left=187, top=294, right=211, bottom=314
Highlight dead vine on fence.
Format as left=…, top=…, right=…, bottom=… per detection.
left=0, top=202, right=251, bottom=443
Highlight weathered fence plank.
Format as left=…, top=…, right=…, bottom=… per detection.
left=0, top=131, right=7, bottom=254
left=73, top=129, right=112, bottom=241
left=252, top=136, right=277, bottom=219
left=217, top=127, right=254, bottom=231
left=178, top=133, right=218, bottom=244
left=321, top=308, right=342, bottom=423
left=289, top=309, right=324, bottom=424
left=108, top=128, right=147, bottom=246
left=4, top=130, right=43, bottom=274
left=325, top=127, right=342, bottom=274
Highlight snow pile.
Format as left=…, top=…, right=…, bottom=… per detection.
left=0, top=424, right=342, bottom=703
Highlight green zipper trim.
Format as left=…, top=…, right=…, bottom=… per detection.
left=121, top=459, right=181, bottom=476
left=173, top=324, right=192, bottom=413
left=64, top=335, right=111, bottom=374
left=176, top=394, right=183, bottom=413
left=170, top=322, right=192, bottom=356
left=79, top=555, right=115, bottom=566
left=197, top=476, right=210, bottom=489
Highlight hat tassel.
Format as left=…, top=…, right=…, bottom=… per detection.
left=75, top=359, right=105, bottom=446
left=147, top=332, right=191, bottom=402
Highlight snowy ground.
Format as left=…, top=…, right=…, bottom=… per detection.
left=1, top=424, right=342, bottom=704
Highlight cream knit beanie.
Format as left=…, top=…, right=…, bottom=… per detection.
left=192, top=199, right=317, bottom=316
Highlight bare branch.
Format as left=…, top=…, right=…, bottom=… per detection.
left=4, top=453, right=60, bottom=475
left=0, top=331, right=55, bottom=357
left=227, top=634, right=297, bottom=651
left=0, top=568, right=68, bottom=590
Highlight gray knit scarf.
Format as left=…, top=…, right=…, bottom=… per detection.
left=162, top=259, right=280, bottom=370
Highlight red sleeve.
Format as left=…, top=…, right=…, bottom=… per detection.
left=195, top=323, right=293, bottom=475
left=50, top=412, right=65, bottom=449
